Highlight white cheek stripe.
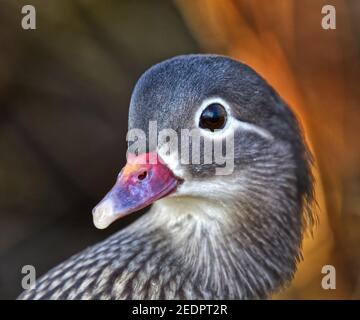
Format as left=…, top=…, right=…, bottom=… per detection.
left=195, top=96, right=273, bottom=141
left=234, top=119, right=274, bottom=141
left=158, top=97, right=273, bottom=175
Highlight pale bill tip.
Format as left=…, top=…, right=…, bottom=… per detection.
left=92, top=198, right=117, bottom=230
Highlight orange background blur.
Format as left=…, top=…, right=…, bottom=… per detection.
left=176, top=0, right=360, bottom=299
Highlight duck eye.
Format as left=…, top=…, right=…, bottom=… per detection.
left=199, top=103, right=227, bottom=132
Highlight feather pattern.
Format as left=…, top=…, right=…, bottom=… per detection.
left=18, top=55, right=314, bottom=300
left=19, top=138, right=312, bottom=300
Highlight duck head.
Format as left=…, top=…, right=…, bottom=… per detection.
left=92, top=54, right=314, bottom=297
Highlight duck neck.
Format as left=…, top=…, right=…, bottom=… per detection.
left=126, top=196, right=301, bottom=299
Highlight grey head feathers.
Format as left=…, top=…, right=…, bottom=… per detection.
left=18, top=54, right=314, bottom=300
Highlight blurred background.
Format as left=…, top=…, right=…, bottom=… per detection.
left=0, top=0, right=359, bottom=299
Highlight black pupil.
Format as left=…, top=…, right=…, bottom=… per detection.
left=199, top=103, right=227, bottom=132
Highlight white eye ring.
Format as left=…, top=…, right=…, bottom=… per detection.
left=194, top=97, right=234, bottom=139
left=195, top=96, right=274, bottom=141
